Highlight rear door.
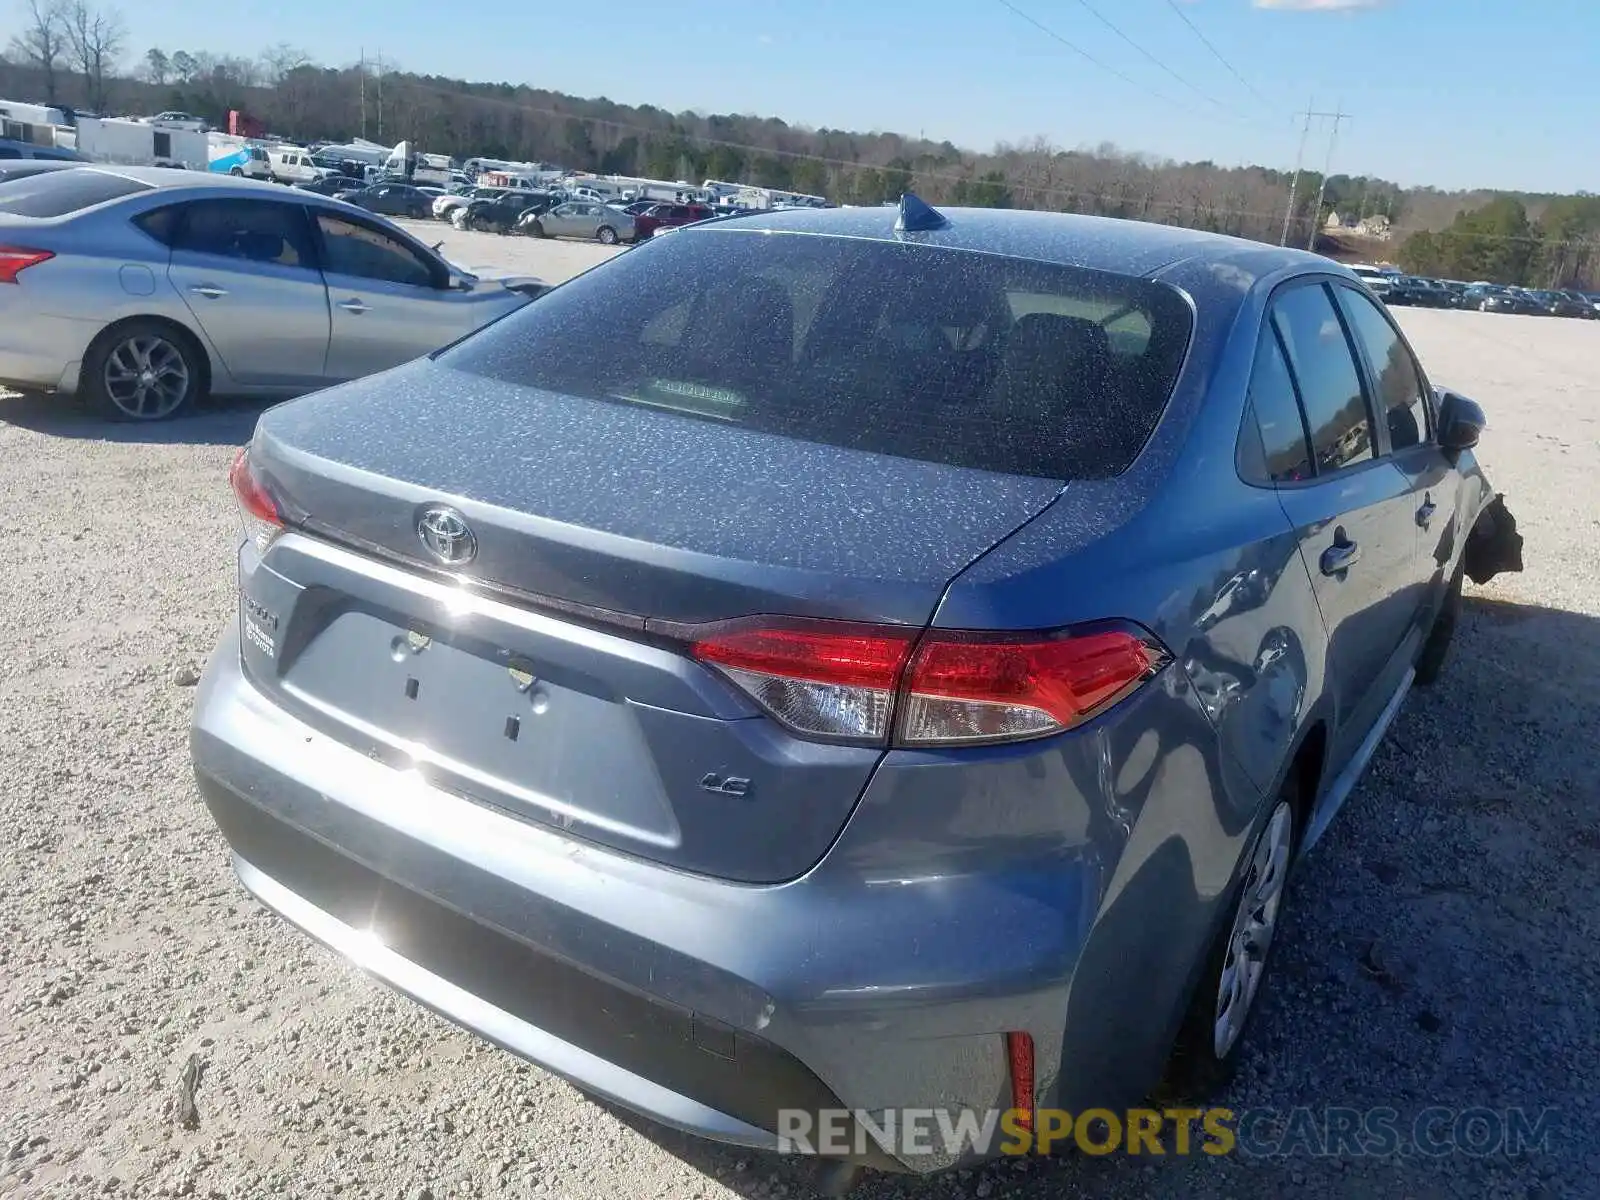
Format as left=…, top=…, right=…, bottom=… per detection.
left=1265, top=280, right=1421, bottom=762
left=314, top=208, right=493, bottom=380
left=163, top=197, right=331, bottom=389
left=1332, top=283, right=1463, bottom=618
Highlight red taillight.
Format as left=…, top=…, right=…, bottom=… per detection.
left=690, top=618, right=1164, bottom=746
left=1006, top=1031, right=1035, bottom=1133
left=899, top=627, right=1163, bottom=746
left=0, top=245, right=54, bottom=284
left=229, top=446, right=284, bottom=551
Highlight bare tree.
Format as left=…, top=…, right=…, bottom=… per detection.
left=168, top=49, right=196, bottom=83
left=142, top=46, right=167, bottom=85
left=259, top=42, right=309, bottom=86
left=62, top=1, right=123, bottom=114
left=7, top=0, right=68, bottom=104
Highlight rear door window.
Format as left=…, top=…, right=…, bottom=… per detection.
left=171, top=199, right=318, bottom=268
left=1270, top=283, right=1373, bottom=473
left=0, top=169, right=151, bottom=217
left=442, top=227, right=1195, bottom=480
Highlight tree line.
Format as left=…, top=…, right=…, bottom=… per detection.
left=4, top=8, right=1598, bottom=284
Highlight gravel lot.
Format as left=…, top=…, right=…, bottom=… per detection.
left=2, top=234, right=1596, bottom=1200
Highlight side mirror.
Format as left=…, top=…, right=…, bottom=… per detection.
left=445, top=267, right=477, bottom=292
left=1438, top=391, right=1485, bottom=453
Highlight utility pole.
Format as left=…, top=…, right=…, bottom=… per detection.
left=376, top=54, right=383, bottom=141
left=1281, top=99, right=1349, bottom=247
left=359, top=48, right=366, bottom=139
left=1307, top=104, right=1349, bottom=252
left=1280, top=98, right=1314, bottom=247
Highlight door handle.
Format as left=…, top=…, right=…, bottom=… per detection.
left=189, top=284, right=227, bottom=299
left=1416, top=494, right=1437, bottom=529
left=1320, top=536, right=1361, bottom=576
left=337, top=298, right=369, bottom=315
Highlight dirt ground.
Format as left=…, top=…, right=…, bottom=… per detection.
left=1, top=236, right=1596, bottom=1199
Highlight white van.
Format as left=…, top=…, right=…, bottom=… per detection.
left=267, top=147, right=332, bottom=185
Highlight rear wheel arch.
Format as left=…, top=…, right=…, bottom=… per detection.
left=82, top=314, right=214, bottom=412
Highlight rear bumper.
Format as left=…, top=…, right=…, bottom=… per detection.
left=192, top=623, right=1159, bottom=1173
left=0, top=310, right=91, bottom=393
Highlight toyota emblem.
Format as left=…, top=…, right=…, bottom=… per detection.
left=416, top=506, right=477, bottom=565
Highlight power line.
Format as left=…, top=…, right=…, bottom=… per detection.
left=992, top=0, right=1288, bottom=135
left=1062, top=0, right=1241, bottom=117
left=990, top=0, right=1183, bottom=109
left=1160, top=0, right=1278, bottom=111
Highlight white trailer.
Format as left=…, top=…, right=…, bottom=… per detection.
left=64, top=117, right=206, bottom=169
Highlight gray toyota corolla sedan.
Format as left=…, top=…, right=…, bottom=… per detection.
left=191, top=198, right=1522, bottom=1183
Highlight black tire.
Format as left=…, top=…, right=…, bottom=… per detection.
left=1160, top=781, right=1301, bottom=1101
left=80, top=319, right=205, bottom=423
left=229, top=166, right=244, bottom=177
left=526, top=220, right=545, bottom=239
left=596, top=225, right=619, bottom=245
left=1413, top=561, right=1464, bottom=687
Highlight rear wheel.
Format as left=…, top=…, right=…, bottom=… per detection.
left=1162, top=788, right=1298, bottom=1099
left=526, top=220, right=545, bottom=239
left=82, top=320, right=203, bottom=422
left=229, top=166, right=244, bottom=177
left=596, top=225, right=619, bottom=245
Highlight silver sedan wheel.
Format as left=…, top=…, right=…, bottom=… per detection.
left=103, top=334, right=190, bottom=420
left=1213, top=800, right=1293, bottom=1059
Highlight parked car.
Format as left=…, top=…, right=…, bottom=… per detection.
left=1562, top=290, right=1600, bottom=318
left=1462, top=283, right=1522, bottom=313
left=190, top=199, right=1522, bottom=1185
left=334, top=182, right=435, bottom=220
left=0, top=138, right=87, bottom=163
left=1439, top=280, right=1471, bottom=308
left=1385, top=276, right=1450, bottom=307
left=0, top=167, right=545, bottom=420
left=521, top=200, right=636, bottom=244
left=453, top=190, right=552, bottom=233
left=293, top=174, right=368, bottom=197
left=1526, top=289, right=1589, bottom=318
left=433, top=185, right=505, bottom=222
left=1347, top=263, right=1393, bottom=299
left=633, top=201, right=716, bottom=239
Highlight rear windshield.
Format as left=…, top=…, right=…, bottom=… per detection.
left=442, top=228, right=1194, bottom=479
left=0, top=168, right=151, bottom=217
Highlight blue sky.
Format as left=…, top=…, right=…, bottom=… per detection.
left=112, top=0, right=1595, bottom=193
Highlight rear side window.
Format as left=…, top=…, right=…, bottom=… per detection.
left=442, top=228, right=1195, bottom=479
left=1270, top=284, right=1372, bottom=474
left=0, top=169, right=151, bottom=217
left=1333, top=286, right=1429, bottom=451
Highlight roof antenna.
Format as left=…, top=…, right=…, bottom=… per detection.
left=895, top=192, right=949, bottom=233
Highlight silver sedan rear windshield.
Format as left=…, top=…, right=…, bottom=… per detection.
left=442, top=227, right=1194, bottom=479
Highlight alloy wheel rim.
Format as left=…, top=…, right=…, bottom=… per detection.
left=104, top=335, right=189, bottom=419
left=1213, top=800, right=1293, bottom=1059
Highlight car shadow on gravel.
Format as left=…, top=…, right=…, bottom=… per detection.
left=581, top=595, right=1598, bottom=1200
left=0, top=389, right=269, bottom=445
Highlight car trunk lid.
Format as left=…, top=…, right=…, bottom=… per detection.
left=240, top=359, right=1063, bottom=882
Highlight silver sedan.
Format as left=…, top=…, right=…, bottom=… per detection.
left=522, top=201, right=637, bottom=245
left=0, top=167, right=545, bottom=420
